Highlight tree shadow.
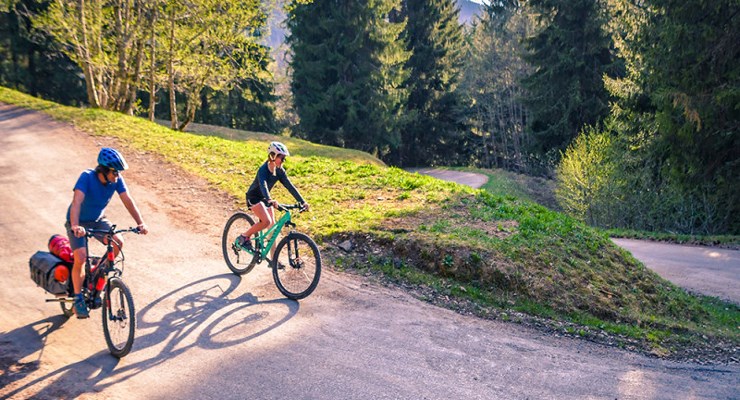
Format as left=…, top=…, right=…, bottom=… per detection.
left=1, top=273, right=299, bottom=399
left=0, top=105, right=54, bottom=131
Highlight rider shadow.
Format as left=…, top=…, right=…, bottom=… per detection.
left=1, top=273, right=300, bottom=399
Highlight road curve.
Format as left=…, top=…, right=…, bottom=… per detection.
left=0, top=103, right=737, bottom=400
left=409, top=167, right=488, bottom=189
left=613, top=238, right=740, bottom=305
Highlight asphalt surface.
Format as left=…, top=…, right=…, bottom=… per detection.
left=1, top=103, right=738, bottom=399
left=612, top=239, right=740, bottom=305
left=409, top=167, right=488, bottom=189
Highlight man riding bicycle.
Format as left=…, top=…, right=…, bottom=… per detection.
left=66, top=147, right=149, bottom=318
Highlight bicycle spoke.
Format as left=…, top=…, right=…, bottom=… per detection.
left=273, top=233, right=321, bottom=300
left=222, top=213, right=259, bottom=275
left=102, top=278, right=135, bottom=358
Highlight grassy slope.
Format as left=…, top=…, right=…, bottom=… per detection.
left=2, top=87, right=737, bottom=359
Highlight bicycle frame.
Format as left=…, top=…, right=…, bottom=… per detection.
left=85, top=229, right=126, bottom=286
left=251, top=209, right=295, bottom=260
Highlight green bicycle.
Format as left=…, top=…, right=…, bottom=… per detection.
left=222, top=203, right=321, bottom=300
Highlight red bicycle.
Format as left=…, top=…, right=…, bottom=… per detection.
left=48, top=225, right=141, bottom=358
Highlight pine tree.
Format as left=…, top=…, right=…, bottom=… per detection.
left=604, top=0, right=740, bottom=233
left=522, top=0, right=621, bottom=162
left=393, top=0, right=466, bottom=167
left=287, top=0, right=409, bottom=158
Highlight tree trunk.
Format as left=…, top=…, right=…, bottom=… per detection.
left=178, top=93, right=197, bottom=131
left=168, top=7, right=178, bottom=129
left=148, top=5, right=158, bottom=122
left=78, top=0, right=101, bottom=107
left=125, top=37, right=144, bottom=115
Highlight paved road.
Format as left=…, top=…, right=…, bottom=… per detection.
left=613, top=239, right=740, bottom=304
left=1, top=103, right=738, bottom=399
left=409, top=167, right=488, bottom=189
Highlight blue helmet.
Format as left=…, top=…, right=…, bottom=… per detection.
left=97, top=148, right=128, bottom=171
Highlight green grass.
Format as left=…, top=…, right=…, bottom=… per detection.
left=2, top=87, right=737, bottom=359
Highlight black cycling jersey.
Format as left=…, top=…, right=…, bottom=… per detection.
left=246, top=162, right=305, bottom=206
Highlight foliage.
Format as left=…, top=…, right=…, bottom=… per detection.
left=458, top=1, right=533, bottom=172
left=287, top=0, right=410, bottom=159
left=3, top=86, right=736, bottom=357
left=591, top=0, right=740, bottom=234
left=25, top=0, right=273, bottom=132
left=0, top=0, right=86, bottom=105
left=522, top=0, right=623, bottom=162
left=388, top=0, right=467, bottom=167
left=555, top=124, right=617, bottom=225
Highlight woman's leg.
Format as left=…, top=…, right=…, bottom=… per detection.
left=243, top=202, right=274, bottom=238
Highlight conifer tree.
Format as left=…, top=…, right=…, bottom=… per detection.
left=603, top=0, right=739, bottom=233
left=522, top=0, right=621, bottom=162
left=393, top=0, right=466, bottom=166
left=287, top=0, right=409, bottom=158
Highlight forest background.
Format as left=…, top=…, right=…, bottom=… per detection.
left=0, top=0, right=737, bottom=235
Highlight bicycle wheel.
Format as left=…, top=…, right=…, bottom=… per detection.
left=102, top=277, right=136, bottom=358
left=222, top=212, right=260, bottom=275
left=272, top=232, right=321, bottom=300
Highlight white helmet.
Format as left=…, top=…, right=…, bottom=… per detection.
left=268, top=141, right=290, bottom=157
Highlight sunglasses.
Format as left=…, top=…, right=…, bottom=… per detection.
left=108, top=169, right=120, bottom=176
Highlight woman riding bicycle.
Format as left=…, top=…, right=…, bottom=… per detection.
left=237, top=142, right=309, bottom=253
left=66, top=148, right=149, bottom=318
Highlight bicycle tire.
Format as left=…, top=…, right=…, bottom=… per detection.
left=102, top=277, right=136, bottom=358
left=222, top=212, right=260, bottom=275
left=60, top=300, right=74, bottom=318
left=272, top=232, right=321, bottom=300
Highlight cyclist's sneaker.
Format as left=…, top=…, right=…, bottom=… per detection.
left=74, top=296, right=89, bottom=319
left=237, top=235, right=254, bottom=253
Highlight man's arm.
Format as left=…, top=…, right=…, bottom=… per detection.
left=119, top=191, right=148, bottom=234
left=70, top=189, right=86, bottom=237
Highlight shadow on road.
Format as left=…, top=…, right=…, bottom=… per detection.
left=1, top=273, right=299, bottom=399
left=0, top=315, right=69, bottom=390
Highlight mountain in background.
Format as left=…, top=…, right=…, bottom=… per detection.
left=457, top=0, right=484, bottom=24
left=265, top=0, right=484, bottom=62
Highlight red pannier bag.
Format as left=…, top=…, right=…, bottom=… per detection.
left=48, top=234, right=74, bottom=263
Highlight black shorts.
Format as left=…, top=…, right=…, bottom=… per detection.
left=246, top=196, right=270, bottom=209
left=65, top=218, right=113, bottom=251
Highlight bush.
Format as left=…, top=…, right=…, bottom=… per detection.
left=555, top=125, right=616, bottom=226
left=556, top=120, right=736, bottom=234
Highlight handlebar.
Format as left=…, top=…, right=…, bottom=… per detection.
left=275, top=203, right=308, bottom=213
left=84, top=225, right=142, bottom=238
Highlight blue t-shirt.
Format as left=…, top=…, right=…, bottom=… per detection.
left=65, top=169, right=128, bottom=222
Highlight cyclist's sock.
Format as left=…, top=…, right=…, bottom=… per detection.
left=74, top=293, right=89, bottom=318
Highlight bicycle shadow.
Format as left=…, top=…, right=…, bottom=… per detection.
left=0, top=315, right=68, bottom=389
left=135, top=273, right=300, bottom=353
left=1, top=273, right=299, bottom=399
